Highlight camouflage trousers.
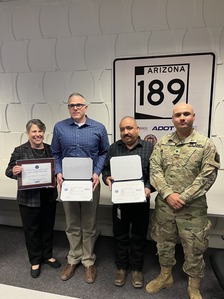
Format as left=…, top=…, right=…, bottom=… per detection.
left=151, top=196, right=212, bottom=278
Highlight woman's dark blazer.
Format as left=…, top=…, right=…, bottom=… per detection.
left=5, top=141, right=58, bottom=207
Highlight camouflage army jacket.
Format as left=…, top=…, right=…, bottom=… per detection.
left=150, top=130, right=220, bottom=205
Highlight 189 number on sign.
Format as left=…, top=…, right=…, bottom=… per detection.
left=135, top=64, right=189, bottom=119
left=138, top=78, right=185, bottom=106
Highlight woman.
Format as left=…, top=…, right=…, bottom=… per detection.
left=5, top=119, right=61, bottom=278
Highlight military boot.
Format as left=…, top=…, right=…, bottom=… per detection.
left=145, top=266, right=174, bottom=294
left=188, top=277, right=202, bottom=299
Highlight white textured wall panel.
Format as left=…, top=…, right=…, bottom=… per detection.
left=183, top=28, right=212, bottom=52
left=85, top=35, right=116, bottom=69
left=100, top=0, right=134, bottom=34
left=87, top=103, right=110, bottom=132
left=27, top=38, right=57, bottom=72
left=31, top=103, right=53, bottom=132
left=17, top=73, right=45, bottom=103
left=148, top=30, right=186, bottom=54
left=98, top=69, right=112, bottom=104
left=0, top=104, right=9, bottom=132
left=132, top=0, right=169, bottom=31
left=69, top=0, right=102, bottom=36
left=0, top=73, right=18, bottom=104
left=0, top=132, right=22, bottom=160
left=70, top=71, right=94, bottom=101
left=12, top=5, right=42, bottom=40
left=1, top=40, right=30, bottom=72
left=0, top=7, right=14, bottom=41
left=116, top=32, right=150, bottom=57
left=55, top=36, right=87, bottom=71
left=6, top=103, right=32, bottom=132
left=40, top=2, right=70, bottom=38
left=203, top=0, right=224, bottom=27
left=43, top=71, right=72, bottom=103
left=167, top=0, right=204, bottom=28
left=213, top=100, right=224, bottom=137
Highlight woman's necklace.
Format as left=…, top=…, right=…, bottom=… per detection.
left=31, top=147, right=46, bottom=157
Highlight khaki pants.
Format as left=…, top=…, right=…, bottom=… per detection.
left=63, top=183, right=100, bottom=267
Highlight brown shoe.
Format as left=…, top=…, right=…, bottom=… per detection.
left=131, top=271, right=143, bottom=288
left=60, top=263, right=76, bottom=281
left=84, top=265, right=97, bottom=283
left=114, top=269, right=127, bottom=287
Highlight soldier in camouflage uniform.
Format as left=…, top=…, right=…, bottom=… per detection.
left=145, top=103, right=220, bottom=299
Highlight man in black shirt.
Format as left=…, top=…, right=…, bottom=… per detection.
left=102, top=116, right=154, bottom=288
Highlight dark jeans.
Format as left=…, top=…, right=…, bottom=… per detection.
left=19, top=199, right=57, bottom=265
left=112, top=200, right=150, bottom=271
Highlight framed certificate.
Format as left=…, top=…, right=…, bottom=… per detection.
left=17, top=158, right=55, bottom=190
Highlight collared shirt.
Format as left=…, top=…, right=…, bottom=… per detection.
left=150, top=129, right=220, bottom=204
left=102, top=137, right=153, bottom=189
left=51, top=116, right=109, bottom=175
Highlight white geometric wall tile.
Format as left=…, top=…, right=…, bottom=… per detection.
left=132, top=0, right=169, bottom=31
left=208, top=27, right=223, bottom=65
left=28, top=38, right=57, bottom=72
left=6, top=103, right=33, bottom=132
left=213, top=100, right=224, bottom=137
left=99, top=70, right=112, bottom=104
left=31, top=103, right=54, bottom=133
left=43, top=71, right=73, bottom=103
left=0, top=73, right=19, bottom=104
left=45, top=132, right=53, bottom=145
left=183, top=28, right=212, bottom=52
left=56, top=36, right=87, bottom=71
left=0, top=104, right=9, bottom=132
left=148, top=30, right=186, bottom=54
left=104, top=102, right=112, bottom=134
left=100, top=0, right=134, bottom=34
left=213, top=66, right=224, bottom=106
left=0, top=160, right=10, bottom=179
left=0, top=6, right=14, bottom=41
left=58, top=103, right=71, bottom=121
left=12, top=4, right=42, bottom=40
left=17, top=72, right=45, bottom=103
left=0, top=43, right=4, bottom=72
left=20, top=132, right=30, bottom=145
left=40, top=1, right=70, bottom=38
left=116, top=32, right=151, bottom=57
left=0, top=132, right=23, bottom=160
left=85, top=35, right=116, bottom=70
left=47, top=103, right=67, bottom=130
left=86, top=103, right=110, bottom=132
left=219, top=29, right=224, bottom=65
left=167, top=0, right=204, bottom=29
left=91, top=70, right=105, bottom=103
left=70, top=71, right=94, bottom=102
left=203, top=0, right=224, bottom=27
left=0, top=177, right=17, bottom=199
left=69, top=0, right=102, bottom=35
left=1, top=40, right=30, bottom=72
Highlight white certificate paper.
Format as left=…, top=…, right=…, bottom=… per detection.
left=60, top=180, right=93, bottom=201
left=112, top=180, right=146, bottom=204
left=21, top=162, right=52, bottom=186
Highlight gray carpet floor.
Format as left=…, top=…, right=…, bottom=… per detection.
left=0, top=224, right=223, bottom=299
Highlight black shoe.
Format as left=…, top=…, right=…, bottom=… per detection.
left=44, top=258, right=61, bottom=268
left=30, top=265, right=41, bottom=278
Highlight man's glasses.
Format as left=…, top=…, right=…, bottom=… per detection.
left=68, top=103, right=86, bottom=109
